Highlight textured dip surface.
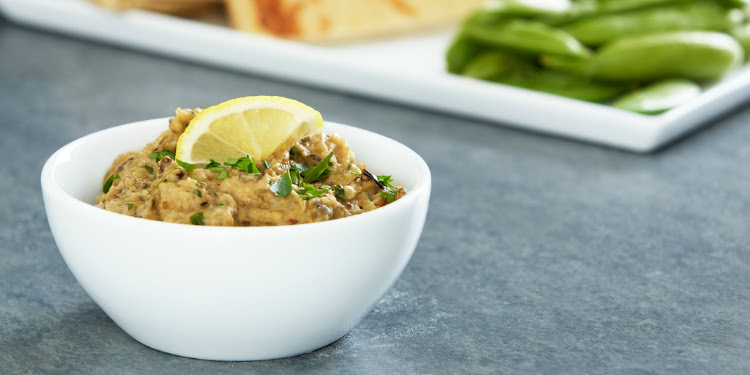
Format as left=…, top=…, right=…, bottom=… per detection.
left=95, top=109, right=405, bottom=226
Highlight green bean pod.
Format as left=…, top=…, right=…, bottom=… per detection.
left=540, top=0, right=695, bottom=25
left=481, top=0, right=572, bottom=17
left=461, top=50, right=532, bottom=80
left=593, top=0, right=705, bottom=14
left=460, top=49, right=625, bottom=101
left=446, top=37, right=486, bottom=74
left=542, top=31, right=744, bottom=82
left=722, top=0, right=750, bottom=7
left=730, top=22, right=750, bottom=60
left=612, top=79, right=702, bottom=114
left=563, top=2, right=744, bottom=46
left=498, top=70, right=628, bottom=102
left=461, top=17, right=591, bottom=57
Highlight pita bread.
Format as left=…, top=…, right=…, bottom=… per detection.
left=225, top=0, right=484, bottom=42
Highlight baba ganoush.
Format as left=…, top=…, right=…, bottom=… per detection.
left=95, top=109, right=406, bottom=226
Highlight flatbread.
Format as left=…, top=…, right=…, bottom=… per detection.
left=89, top=0, right=222, bottom=15
left=225, top=0, right=484, bottom=42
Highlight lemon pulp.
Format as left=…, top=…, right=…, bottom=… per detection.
left=176, top=96, right=324, bottom=164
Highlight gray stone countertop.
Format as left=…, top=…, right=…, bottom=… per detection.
left=1, top=16, right=749, bottom=375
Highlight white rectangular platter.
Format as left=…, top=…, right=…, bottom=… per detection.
left=3, top=0, right=750, bottom=152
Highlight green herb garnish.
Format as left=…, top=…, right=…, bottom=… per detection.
left=381, top=189, right=397, bottom=204
left=148, top=150, right=193, bottom=171
left=213, top=168, right=228, bottom=179
left=102, top=173, right=120, bottom=193
left=297, top=184, right=330, bottom=200
left=149, top=150, right=176, bottom=162
left=225, top=155, right=260, bottom=173
left=176, top=159, right=196, bottom=171
left=190, top=212, right=205, bottom=225
left=334, top=184, right=346, bottom=201
left=262, top=160, right=271, bottom=169
left=127, top=202, right=134, bottom=209
left=377, top=175, right=396, bottom=189
left=301, top=151, right=333, bottom=183
left=271, top=171, right=293, bottom=197
left=148, top=149, right=194, bottom=172
left=206, top=160, right=228, bottom=179
left=193, top=190, right=202, bottom=198
left=289, top=163, right=306, bottom=186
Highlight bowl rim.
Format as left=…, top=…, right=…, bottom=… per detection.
left=41, top=118, right=432, bottom=233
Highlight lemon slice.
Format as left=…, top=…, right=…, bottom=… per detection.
left=175, top=96, right=324, bottom=164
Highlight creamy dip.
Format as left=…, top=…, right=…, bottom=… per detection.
left=95, top=109, right=406, bottom=226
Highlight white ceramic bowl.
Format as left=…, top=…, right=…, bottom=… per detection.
left=41, top=118, right=431, bottom=361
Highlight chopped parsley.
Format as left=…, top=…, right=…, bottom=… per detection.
left=289, top=163, right=306, bottom=186
left=214, top=168, right=228, bottom=179
left=334, top=184, right=346, bottom=201
left=377, top=175, right=396, bottom=189
left=297, top=184, right=330, bottom=200
left=362, top=170, right=399, bottom=204
left=148, top=150, right=194, bottom=171
left=193, top=190, right=202, bottom=198
left=381, top=189, right=397, bottom=204
left=224, top=156, right=259, bottom=173
left=190, top=212, right=205, bottom=225
left=361, top=169, right=386, bottom=189
left=176, top=159, right=196, bottom=171
left=127, top=202, right=134, bottom=209
left=206, top=160, right=228, bottom=179
left=301, top=151, right=334, bottom=183
left=102, top=173, right=120, bottom=193
left=149, top=150, right=175, bottom=162
left=265, top=152, right=396, bottom=204
left=144, top=165, right=154, bottom=174
left=270, top=171, right=293, bottom=197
